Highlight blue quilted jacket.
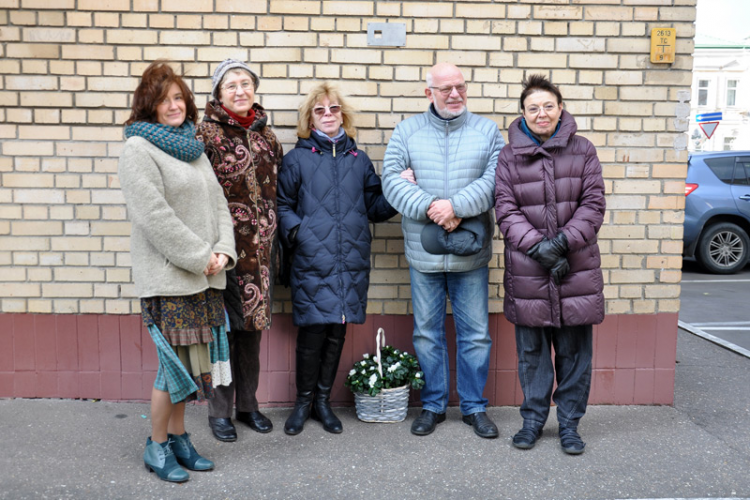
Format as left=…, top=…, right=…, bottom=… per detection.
left=278, top=132, right=397, bottom=327
left=382, top=107, right=504, bottom=272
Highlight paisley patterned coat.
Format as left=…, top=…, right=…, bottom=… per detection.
left=197, top=100, right=283, bottom=331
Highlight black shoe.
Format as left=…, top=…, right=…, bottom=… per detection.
left=462, top=411, right=499, bottom=439
left=236, top=411, right=273, bottom=434
left=310, top=396, right=343, bottom=434
left=284, top=393, right=313, bottom=436
left=208, top=416, right=237, bottom=442
left=512, top=424, right=543, bottom=449
left=410, top=410, right=446, bottom=436
left=559, top=426, right=586, bottom=455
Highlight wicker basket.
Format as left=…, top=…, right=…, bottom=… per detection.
left=354, top=384, right=410, bottom=423
left=352, top=327, right=411, bottom=423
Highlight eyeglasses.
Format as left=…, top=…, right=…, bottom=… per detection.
left=222, top=80, right=254, bottom=94
left=312, top=105, right=342, bottom=116
left=429, top=83, right=468, bottom=97
left=525, top=104, right=558, bottom=115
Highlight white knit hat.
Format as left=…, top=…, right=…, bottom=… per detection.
left=211, top=59, right=260, bottom=99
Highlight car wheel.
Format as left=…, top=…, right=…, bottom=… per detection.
left=696, top=222, right=750, bottom=274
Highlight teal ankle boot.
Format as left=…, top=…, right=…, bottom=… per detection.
left=144, top=437, right=190, bottom=482
left=169, top=432, right=215, bottom=471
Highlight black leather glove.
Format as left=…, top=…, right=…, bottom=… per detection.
left=288, top=225, right=299, bottom=246
left=527, top=232, right=569, bottom=270
left=550, top=257, right=570, bottom=285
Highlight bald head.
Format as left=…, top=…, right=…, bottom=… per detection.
left=426, top=63, right=464, bottom=88
left=425, top=63, right=467, bottom=119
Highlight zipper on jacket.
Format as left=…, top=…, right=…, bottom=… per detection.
left=332, top=146, right=345, bottom=323
left=443, top=120, right=450, bottom=268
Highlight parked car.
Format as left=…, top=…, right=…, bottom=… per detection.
left=683, top=151, right=750, bottom=274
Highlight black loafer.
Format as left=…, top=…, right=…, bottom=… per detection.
left=559, top=426, right=585, bottom=455
left=208, top=416, right=237, bottom=442
left=462, top=411, right=499, bottom=439
left=236, top=411, right=273, bottom=434
left=410, top=410, right=446, bottom=436
left=512, top=425, right=543, bottom=449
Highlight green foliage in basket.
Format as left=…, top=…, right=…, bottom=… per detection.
left=345, top=345, right=425, bottom=397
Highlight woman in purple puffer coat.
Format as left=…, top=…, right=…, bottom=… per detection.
left=494, top=74, right=606, bottom=455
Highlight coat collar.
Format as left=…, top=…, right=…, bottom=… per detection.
left=426, top=104, right=470, bottom=131
left=296, top=130, right=358, bottom=156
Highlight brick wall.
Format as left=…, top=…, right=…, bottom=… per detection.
left=0, top=0, right=695, bottom=404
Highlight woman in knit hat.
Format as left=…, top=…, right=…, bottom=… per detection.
left=118, top=61, right=237, bottom=482
left=196, top=59, right=283, bottom=442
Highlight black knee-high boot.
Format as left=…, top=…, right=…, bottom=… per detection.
left=284, top=326, right=325, bottom=436
left=310, top=324, right=346, bottom=434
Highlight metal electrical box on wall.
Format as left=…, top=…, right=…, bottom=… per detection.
left=367, top=23, right=406, bottom=47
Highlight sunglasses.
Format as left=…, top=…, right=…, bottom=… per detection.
left=313, top=105, right=342, bottom=116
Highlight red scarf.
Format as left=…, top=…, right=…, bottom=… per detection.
left=221, top=105, right=256, bottom=129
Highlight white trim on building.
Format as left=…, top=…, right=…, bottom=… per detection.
left=690, top=44, right=750, bottom=152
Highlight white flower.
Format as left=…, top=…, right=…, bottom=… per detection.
left=360, top=360, right=367, bottom=366
left=368, top=373, right=378, bottom=387
left=369, top=365, right=376, bottom=371
left=387, top=362, right=401, bottom=373
left=363, top=353, right=370, bottom=359
left=361, top=370, right=366, bottom=375
left=403, top=351, right=408, bottom=356
left=349, top=369, right=356, bottom=376
left=415, top=373, right=421, bottom=378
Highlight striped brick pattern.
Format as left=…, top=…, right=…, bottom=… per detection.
left=0, top=1, right=694, bottom=318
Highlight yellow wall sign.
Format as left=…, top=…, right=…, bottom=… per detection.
left=650, top=28, right=676, bottom=64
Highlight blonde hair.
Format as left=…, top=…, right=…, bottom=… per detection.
left=296, top=82, right=356, bottom=139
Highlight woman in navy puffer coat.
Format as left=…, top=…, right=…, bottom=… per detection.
left=494, top=75, right=606, bottom=456
left=278, top=82, right=397, bottom=436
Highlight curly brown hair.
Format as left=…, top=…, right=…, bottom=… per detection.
left=296, top=82, right=356, bottom=139
left=125, top=61, right=198, bottom=125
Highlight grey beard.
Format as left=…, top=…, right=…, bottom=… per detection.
left=435, top=103, right=465, bottom=119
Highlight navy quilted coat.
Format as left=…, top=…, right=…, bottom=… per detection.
left=494, top=110, right=606, bottom=328
left=278, top=132, right=397, bottom=327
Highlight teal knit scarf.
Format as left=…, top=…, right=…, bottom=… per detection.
left=124, top=121, right=205, bottom=162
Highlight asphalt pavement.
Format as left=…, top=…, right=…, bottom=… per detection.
left=1, top=328, right=749, bottom=500
left=679, top=259, right=750, bottom=354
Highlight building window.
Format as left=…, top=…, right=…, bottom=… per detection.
left=698, top=79, right=709, bottom=106
left=724, top=137, right=736, bottom=151
left=727, top=80, right=738, bottom=106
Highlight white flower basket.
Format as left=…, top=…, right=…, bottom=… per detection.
left=354, top=384, right=410, bottom=423
left=353, top=328, right=410, bottom=423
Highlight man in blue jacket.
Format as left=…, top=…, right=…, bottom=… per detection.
left=382, top=62, right=504, bottom=438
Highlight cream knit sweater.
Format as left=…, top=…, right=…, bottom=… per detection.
left=118, top=136, right=237, bottom=298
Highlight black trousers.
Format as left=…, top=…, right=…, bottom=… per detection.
left=515, top=324, right=593, bottom=429
left=208, top=329, right=262, bottom=418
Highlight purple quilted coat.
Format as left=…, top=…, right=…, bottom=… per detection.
left=494, top=110, right=606, bottom=328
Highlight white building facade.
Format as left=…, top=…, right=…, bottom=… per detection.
left=690, top=39, right=750, bottom=151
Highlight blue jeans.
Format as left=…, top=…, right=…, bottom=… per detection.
left=410, top=266, right=491, bottom=415
left=515, top=324, right=593, bottom=430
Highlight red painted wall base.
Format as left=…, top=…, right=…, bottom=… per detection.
left=0, top=312, right=677, bottom=405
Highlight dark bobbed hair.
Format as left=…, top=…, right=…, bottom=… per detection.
left=296, top=81, right=356, bottom=139
left=125, top=61, right=198, bottom=126
left=519, top=74, right=563, bottom=111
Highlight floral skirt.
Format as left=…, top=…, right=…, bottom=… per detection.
left=141, top=289, right=225, bottom=403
